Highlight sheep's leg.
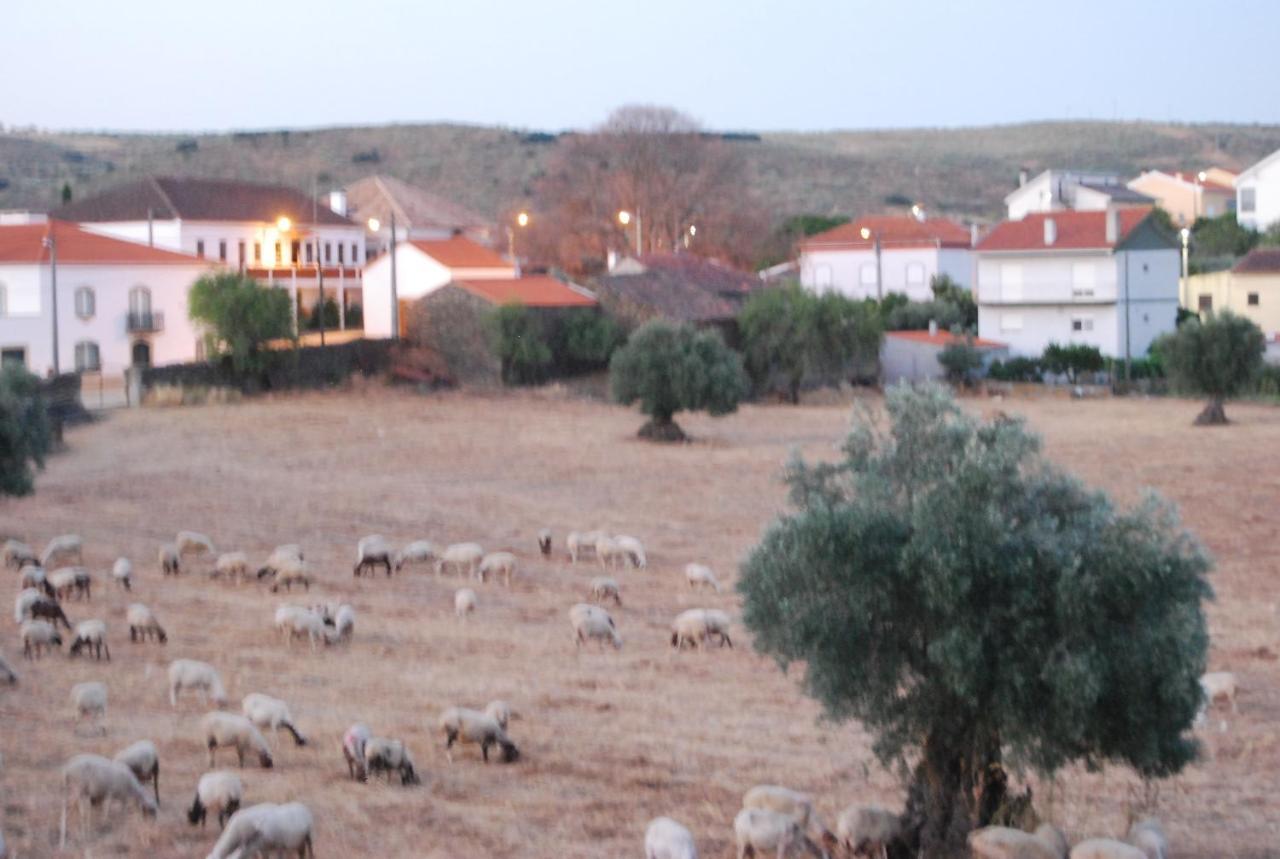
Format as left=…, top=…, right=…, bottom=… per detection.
left=170, top=684, right=178, bottom=707
left=481, top=740, right=490, bottom=763
left=207, top=739, right=217, bottom=768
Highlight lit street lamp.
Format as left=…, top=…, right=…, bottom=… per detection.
left=684, top=224, right=696, bottom=249
left=618, top=209, right=641, bottom=255
left=507, top=211, right=530, bottom=276
left=370, top=215, right=399, bottom=340
left=1180, top=227, right=1191, bottom=312
left=860, top=226, right=883, bottom=301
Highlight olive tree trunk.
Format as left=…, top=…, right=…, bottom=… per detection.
left=638, top=413, right=687, bottom=442
left=1193, top=397, right=1228, bottom=426
left=899, top=729, right=1007, bottom=858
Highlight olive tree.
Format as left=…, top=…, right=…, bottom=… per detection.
left=1157, top=310, right=1265, bottom=425
left=609, top=319, right=747, bottom=441
left=738, top=385, right=1211, bottom=857
left=0, top=365, right=53, bottom=496
left=188, top=273, right=293, bottom=375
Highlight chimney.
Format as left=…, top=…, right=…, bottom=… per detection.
left=970, top=223, right=980, bottom=247
left=1105, top=208, right=1120, bottom=244
left=928, top=319, right=938, bottom=337
left=328, top=190, right=348, bottom=217
left=1043, top=217, right=1057, bottom=246
left=1018, top=168, right=1029, bottom=187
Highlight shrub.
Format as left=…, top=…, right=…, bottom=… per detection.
left=555, top=309, right=624, bottom=370
left=1157, top=310, right=1265, bottom=424
left=188, top=273, right=294, bottom=376
left=937, top=338, right=983, bottom=386
left=487, top=303, right=553, bottom=386
left=930, top=274, right=978, bottom=329
left=0, top=366, right=52, bottom=496
left=885, top=299, right=967, bottom=333
left=346, top=303, right=364, bottom=329
left=987, top=357, right=1043, bottom=383
left=1041, top=342, right=1105, bottom=383
left=609, top=320, right=748, bottom=440
left=306, top=298, right=340, bottom=331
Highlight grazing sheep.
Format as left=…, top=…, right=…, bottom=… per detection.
left=537, top=529, right=552, bottom=557
left=702, top=609, right=733, bottom=648
left=69, top=619, right=110, bottom=661
left=268, top=556, right=312, bottom=593
left=111, top=558, right=132, bottom=591
left=176, top=530, right=215, bottom=558
left=569, top=603, right=622, bottom=650
left=437, top=542, right=484, bottom=578
left=616, top=535, right=647, bottom=568
left=354, top=535, right=394, bottom=577
left=734, top=807, right=824, bottom=858
left=0, top=652, right=16, bottom=684
left=590, top=576, right=622, bottom=606
left=242, top=693, right=308, bottom=747
left=455, top=588, right=478, bottom=619
left=159, top=543, right=180, bottom=575
left=59, top=754, right=157, bottom=848
left=567, top=530, right=602, bottom=563
left=41, top=534, right=82, bottom=569
left=438, top=707, right=519, bottom=763
left=113, top=740, right=160, bottom=806
left=214, top=552, right=250, bottom=582
left=968, top=824, right=1065, bottom=859
left=478, top=551, right=517, bottom=587
left=671, top=609, right=710, bottom=651
left=126, top=602, right=167, bottom=644
left=21, top=619, right=63, bottom=658
left=393, top=540, right=436, bottom=573
left=274, top=605, right=328, bottom=649
left=316, top=603, right=357, bottom=641
left=646, top=816, right=698, bottom=859
left=71, top=681, right=108, bottom=732
left=343, top=723, right=372, bottom=781
left=169, top=659, right=228, bottom=708
left=595, top=534, right=624, bottom=569
left=1127, top=819, right=1168, bottom=859
left=25, top=595, right=72, bottom=630
left=364, top=737, right=420, bottom=785
left=200, top=712, right=274, bottom=769
left=685, top=563, right=722, bottom=593
left=14, top=587, right=42, bottom=624
left=20, top=565, right=54, bottom=597
left=744, top=786, right=834, bottom=849
left=3, top=538, right=37, bottom=568
left=484, top=700, right=515, bottom=731
left=1069, top=839, right=1147, bottom=859
left=49, top=566, right=92, bottom=601
left=835, top=805, right=902, bottom=859
left=1200, top=671, right=1238, bottom=715
left=256, top=544, right=303, bottom=579
left=206, top=802, right=313, bottom=859
left=188, top=770, right=242, bottom=829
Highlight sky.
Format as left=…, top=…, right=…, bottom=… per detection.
left=3, top=0, right=1278, bottom=133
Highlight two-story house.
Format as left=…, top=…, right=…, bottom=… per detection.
left=1127, top=169, right=1236, bottom=226
left=975, top=208, right=1179, bottom=359
left=1005, top=170, right=1152, bottom=221
left=1236, top=148, right=1280, bottom=232
left=799, top=215, right=975, bottom=301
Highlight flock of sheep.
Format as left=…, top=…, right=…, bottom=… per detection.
left=0, top=524, right=1245, bottom=858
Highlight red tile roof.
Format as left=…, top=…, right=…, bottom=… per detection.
left=54, top=176, right=355, bottom=226
left=1232, top=248, right=1280, bottom=274
left=886, top=330, right=1006, bottom=349
left=802, top=216, right=973, bottom=251
left=0, top=221, right=205, bottom=265
left=454, top=276, right=596, bottom=307
left=1166, top=171, right=1235, bottom=193
left=976, top=208, right=1153, bottom=252
left=410, top=236, right=512, bottom=269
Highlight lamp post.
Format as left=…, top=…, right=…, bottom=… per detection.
left=507, top=211, right=529, bottom=276
left=369, top=215, right=399, bottom=340
left=1180, top=227, right=1191, bottom=313
left=42, top=231, right=60, bottom=375
left=618, top=209, right=641, bottom=256
left=683, top=224, right=696, bottom=250
left=860, top=226, right=883, bottom=301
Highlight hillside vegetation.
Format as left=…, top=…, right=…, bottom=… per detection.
left=3, top=120, right=1279, bottom=224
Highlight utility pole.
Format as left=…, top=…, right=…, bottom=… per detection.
left=43, top=231, right=60, bottom=375
left=313, top=181, right=325, bottom=346
left=389, top=211, right=399, bottom=340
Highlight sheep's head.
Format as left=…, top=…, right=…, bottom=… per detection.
left=156, top=630, right=168, bottom=644
left=400, top=761, right=420, bottom=785
left=499, top=740, right=520, bottom=763
left=187, top=798, right=205, bottom=825
left=258, top=751, right=274, bottom=768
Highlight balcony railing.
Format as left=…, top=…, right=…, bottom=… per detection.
left=127, top=311, right=164, bottom=333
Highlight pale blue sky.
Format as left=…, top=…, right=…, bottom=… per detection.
left=3, top=0, right=1276, bottom=132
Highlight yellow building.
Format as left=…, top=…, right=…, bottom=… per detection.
left=1184, top=248, right=1280, bottom=337
left=1129, top=169, right=1237, bottom=227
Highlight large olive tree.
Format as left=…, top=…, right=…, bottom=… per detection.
left=0, top=365, right=52, bottom=496
left=188, top=273, right=293, bottom=376
left=1157, top=310, right=1265, bottom=425
left=738, top=385, right=1211, bottom=857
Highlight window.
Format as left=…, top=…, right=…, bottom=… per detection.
left=74, top=286, right=95, bottom=319
left=218, top=240, right=227, bottom=262
left=1198, top=294, right=1213, bottom=313
left=1072, top=318, right=1094, bottom=332
left=1071, top=261, right=1095, bottom=298
left=324, top=243, right=332, bottom=263
left=1240, top=187, right=1256, bottom=213
left=859, top=263, right=877, bottom=286
left=238, top=240, right=246, bottom=267
left=337, top=243, right=345, bottom=264
left=0, top=283, right=9, bottom=316
left=274, top=242, right=282, bottom=265
left=129, top=285, right=152, bottom=316
left=290, top=240, right=300, bottom=265
left=1, top=347, right=25, bottom=369
left=196, top=240, right=205, bottom=258
left=1248, top=292, right=1260, bottom=306
left=1000, top=313, right=1023, bottom=332
left=74, top=341, right=100, bottom=372
left=905, top=262, right=925, bottom=285
left=305, top=242, right=313, bottom=264
left=253, top=242, right=262, bottom=263
left=1001, top=263, right=1024, bottom=301
left=351, top=243, right=359, bottom=264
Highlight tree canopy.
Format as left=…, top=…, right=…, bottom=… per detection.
left=188, top=273, right=293, bottom=375
left=1157, top=310, right=1265, bottom=424
left=738, top=385, right=1211, bottom=856
left=0, top=365, right=52, bottom=497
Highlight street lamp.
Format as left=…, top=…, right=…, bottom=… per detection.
left=516, top=211, right=530, bottom=228
left=371, top=215, right=399, bottom=340
left=1180, top=227, right=1191, bottom=312
left=276, top=216, right=292, bottom=232
left=507, top=211, right=530, bottom=276
left=860, top=226, right=883, bottom=301
left=684, top=224, right=696, bottom=249
left=42, top=231, right=60, bottom=375
left=618, top=209, right=641, bottom=255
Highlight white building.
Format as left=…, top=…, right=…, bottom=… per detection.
left=1005, top=170, right=1152, bottom=221
left=1235, top=148, right=1280, bottom=232
left=0, top=221, right=210, bottom=377
left=975, top=208, right=1180, bottom=359
left=881, top=328, right=1008, bottom=384
left=799, top=215, right=976, bottom=301
left=56, top=176, right=368, bottom=325
left=361, top=236, right=516, bottom=337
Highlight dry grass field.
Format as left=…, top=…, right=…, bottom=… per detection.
left=0, top=388, right=1277, bottom=858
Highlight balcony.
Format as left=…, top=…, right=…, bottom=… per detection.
left=127, top=311, right=164, bottom=333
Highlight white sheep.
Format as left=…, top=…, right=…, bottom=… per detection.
left=169, top=659, right=228, bottom=708
left=569, top=603, right=622, bottom=649
left=743, top=785, right=833, bottom=848
left=49, top=566, right=91, bottom=601
left=671, top=609, right=710, bottom=651
left=364, top=737, right=421, bottom=785
left=394, top=539, right=436, bottom=572
left=354, top=534, right=394, bottom=577
left=159, top=542, right=180, bottom=575
left=21, top=618, right=63, bottom=658
left=242, top=692, right=308, bottom=747
left=176, top=530, right=215, bottom=558
left=256, top=544, right=303, bottom=579
left=41, top=534, right=82, bottom=568
left=274, top=605, right=328, bottom=649
left=733, top=807, right=824, bottom=858
left=616, top=535, right=647, bottom=568
left=214, top=552, right=250, bottom=582
left=126, top=602, right=168, bottom=644
left=439, top=706, right=520, bottom=763
left=537, top=529, right=553, bottom=557
left=455, top=588, right=478, bottom=619
left=59, top=753, right=157, bottom=848
left=567, top=530, right=602, bottom=563
left=702, top=609, right=734, bottom=648
left=332, top=603, right=355, bottom=641
left=1199, top=671, right=1238, bottom=717
left=685, top=563, right=722, bottom=593
left=3, top=538, right=36, bottom=568
left=835, top=806, right=903, bottom=859
left=478, top=551, right=517, bottom=587
left=111, top=557, right=132, bottom=591
left=201, top=712, right=275, bottom=769
left=206, top=802, right=313, bottom=859
left=14, top=587, right=42, bottom=624
left=113, top=740, right=161, bottom=806
left=1127, top=819, right=1168, bottom=859
left=188, top=770, right=243, bottom=829
left=70, top=681, right=108, bottom=733
left=595, top=534, right=624, bottom=569
left=437, top=542, right=484, bottom=578
left=69, top=619, right=110, bottom=661
left=646, top=816, right=698, bottom=859
left=484, top=699, right=516, bottom=731
left=343, top=723, right=372, bottom=781
left=968, top=824, right=1065, bottom=859
left=268, top=555, right=312, bottom=593
left=1069, top=839, right=1147, bottom=859
left=20, top=565, right=52, bottom=596
left=590, top=576, right=622, bottom=606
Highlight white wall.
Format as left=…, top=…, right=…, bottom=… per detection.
left=84, top=220, right=367, bottom=267
left=1116, top=248, right=1180, bottom=358
left=361, top=245, right=452, bottom=338
left=800, top=246, right=970, bottom=301
left=978, top=303, right=1120, bottom=357
left=1237, top=156, right=1280, bottom=231
left=976, top=251, right=1118, bottom=305
left=1006, top=174, right=1058, bottom=220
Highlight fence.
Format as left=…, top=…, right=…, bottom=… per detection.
left=141, top=339, right=394, bottom=395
